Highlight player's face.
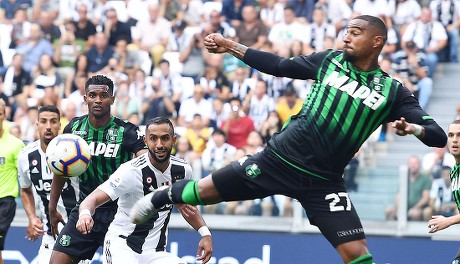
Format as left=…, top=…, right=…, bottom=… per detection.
left=84, top=85, right=114, bottom=118
left=343, top=19, right=373, bottom=63
left=37, top=111, right=60, bottom=145
left=447, top=124, right=460, bottom=159
left=145, top=123, right=176, bottom=164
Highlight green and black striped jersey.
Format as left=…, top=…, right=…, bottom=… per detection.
left=63, top=115, right=146, bottom=208
left=450, top=164, right=460, bottom=211
left=243, top=49, right=446, bottom=180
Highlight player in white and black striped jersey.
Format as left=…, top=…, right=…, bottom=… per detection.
left=76, top=117, right=213, bottom=264
left=18, top=105, right=80, bottom=264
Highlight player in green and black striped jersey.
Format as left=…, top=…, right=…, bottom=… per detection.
left=132, top=15, right=447, bottom=264
left=49, top=75, right=146, bottom=264
left=428, top=119, right=460, bottom=263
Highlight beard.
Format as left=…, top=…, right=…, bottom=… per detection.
left=343, top=50, right=357, bottom=63
left=148, top=147, right=171, bottom=164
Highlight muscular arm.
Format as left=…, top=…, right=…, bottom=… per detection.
left=49, top=174, right=67, bottom=238
left=21, top=186, right=45, bottom=241
left=76, top=188, right=111, bottom=234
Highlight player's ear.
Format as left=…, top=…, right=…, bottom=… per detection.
left=83, top=95, right=88, bottom=104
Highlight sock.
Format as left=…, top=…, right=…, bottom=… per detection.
left=348, top=253, right=373, bottom=264
left=150, top=180, right=203, bottom=208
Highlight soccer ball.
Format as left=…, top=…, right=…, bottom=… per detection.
left=46, top=133, right=91, bottom=178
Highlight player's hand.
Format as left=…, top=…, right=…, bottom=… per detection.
left=26, top=217, right=45, bottom=241
left=204, top=33, right=228, bottom=54
left=428, top=215, right=450, bottom=233
left=176, top=204, right=197, bottom=218
left=49, top=209, right=66, bottom=239
left=392, top=117, right=415, bottom=136
left=76, top=214, right=94, bottom=235
left=196, top=235, right=213, bottom=263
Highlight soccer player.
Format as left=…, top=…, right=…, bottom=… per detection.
left=76, top=117, right=213, bottom=263
left=18, top=105, right=80, bottom=263
left=49, top=75, right=147, bottom=263
left=0, top=98, right=25, bottom=264
left=131, top=15, right=448, bottom=264
left=428, top=119, right=460, bottom=263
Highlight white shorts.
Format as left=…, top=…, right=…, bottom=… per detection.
left=103, top=233, right=186, bottom=264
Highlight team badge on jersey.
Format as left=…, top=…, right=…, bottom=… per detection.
left=245, top=164, right=261, bottom=179
left=59, top=235, right=71, bottom=246
left=106, top=129, right=119, bottom=142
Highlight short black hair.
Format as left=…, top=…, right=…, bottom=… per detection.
left=145, top=117, right=175, bottom=136
left=452, top=119, right=460, bottom=125
left=212, top=128, right=226, bottom=137
left=354, top=15, right=388, bottom=43
left=85, top=75, right=114, bottom=95
left=38, top=105, right=60, bottom=119
left=228, top=97, right=241, bottom=105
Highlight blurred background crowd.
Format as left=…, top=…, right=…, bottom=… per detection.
left=0, top=0, right=459, bottom=220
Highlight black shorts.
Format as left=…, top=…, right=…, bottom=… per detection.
left=0, top=197, right=16, bottom=250
left=212, top=148, right=365, bottom=248
left=53, top=206, right=116, bottom=260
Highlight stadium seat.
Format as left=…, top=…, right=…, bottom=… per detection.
left=180, top=76, right=196, bottom=101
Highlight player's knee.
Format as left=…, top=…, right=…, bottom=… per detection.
left=348, top=253, right=373, bottom=264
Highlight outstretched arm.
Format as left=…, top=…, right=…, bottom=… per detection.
left=76, top=189, right=111, bottom=235
left=178, top=204, right=213, bottom=263
left=20, top=187, right=45, bottom=241
left=49, top=175, right=67, bottom=239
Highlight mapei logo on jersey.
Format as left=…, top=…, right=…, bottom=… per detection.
left=73, top=130, right=87, bottom=136
left=59, top=235, right=71, bottom=247
left=88, top=142, right=120, bottom=157
left=245, top=163, right=261, bottom=179
left=323, top=71, right=387, bottom=110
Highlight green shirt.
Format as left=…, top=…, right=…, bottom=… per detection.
left=0, top=131, right=25, bottom=198
left=450, top=164, right=460, bottom=211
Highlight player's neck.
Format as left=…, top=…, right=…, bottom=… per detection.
left=152, top=159, right=170, bottom=173
left=89, top=114, right=112, bottom=128
left=351, top=57, right=380, bottom=72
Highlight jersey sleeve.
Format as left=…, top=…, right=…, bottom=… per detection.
left=17, top=150, right=31, bottom=188
left=122, top=123, right=147, bottom=154
left=63, top=117, right=77, bottom=134
left=388, top=87, right=447, bottom=148
left=243, top=48, right=328, bottom=80
left=98, top=164, right=136, bottom=200
left=184, top=163, right=193, bottom=180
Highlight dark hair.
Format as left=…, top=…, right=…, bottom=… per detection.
left=452, top=119, right=460, bottom=125
left=354, top=15, right=388, bottom=43
left=158, top=59, right=170, bottom=66
left=74, top=54, right=89, bottom=74
left=85, top=75, right=114, bottom=95
left=227, top=96, right=241, bottom=105
left=212, top=128, right=226, bottom=137
left=38, top=105, right=61, bottom=119
left=145, top=117, right=175, bottom=136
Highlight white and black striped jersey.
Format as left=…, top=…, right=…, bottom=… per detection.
left=98, top=152, right=192, bottom=254
left=18, top=140, right=80, bottom=236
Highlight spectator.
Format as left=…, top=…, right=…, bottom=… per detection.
left=60, top=100, right=77, bottom=133
left=184, top=114, right=212, bottom=154
left=221, top=0, right=255, bottom=28
left=15, top=23, right=54, bottom=72
left=53, top=20, right=84, bottom=79
left=268, top=6, right=308, bottom=53
left=132, top=3, right=171, bottom=69
left=97, top=57, right=129, bottom=89
left=141, top=78, right=176, bottom=122
left=64, top=54, right=89, bottom=97
left=153, top=59, right=183, bottom=110
left=287, top=0, right=315, bottom=23
left=230, top=66, right=253, bottom=103
left=259, top=0, right=285, bottom=29
left=259, top=110, right=282, bottom=143
left=204, top=10, right=236, bottom=38
left=39, top=11, right=61, bottom=44
left=198, top=65, right=231, bottom=101
left=422, top=146, right=456, bottom=179
left=30, top=54, right=61, bottom=107
left=66, top=73, right=87, bottom=117
left=73, top=4, right=97, bottom=51
left=112, top=38, right=142, bottom=82
left=130, top=69, right=154, bottom=109
left=18, top=106, right=38, bottom=143
left=9, top=8, right=31, bottom=49
left=321, top=0, right=352, bottom=34
left=352, top=0, right=390, bottom=18
left=221, top=97, right=255, bottom=149
left=401, top=7, right=448, bottom=77
left=391, top=40, right=432, bottom=110
left=385, top=155, right=432, bottom=221
left=242, top=79, right=275, bottom=131
left=423, top=166, right=457, bottom=221
left=86, top=32, right=114, bottom=74
left=0, top=98, right=26, bottom=264
left=243, top=130, right=264, bottom=155
left=209, top=98, right=229, bottom=130
left=158, top=0, right=182, bottom=21
left=429, top=0, right=460, bottom=63
left=174, top=136, right=200, bottom=164
left=1, top=53, right=32, bottom=118
left=167, top=19, right=189, bottom=52
left=0, top=0, right=32, bottom=22
left=179, top=29, right=207, bottom=80
left=276, top=83, right=303, bottom=124
left=303, top=7, right=336, bottom=54
left=179, top=0, right=204, bottom=26
left=177, top=84, right=212, bottom=127
left=201, top=128, right=237, bottom=176
left=112, top=81, right=140, bottom=120
left=235, top=5, right=269, bottom=50
left=102, top=8, right=132, bottom=47
left=387, top=0, right=421, bottom=35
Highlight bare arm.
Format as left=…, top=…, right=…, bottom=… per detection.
left=49, top=175, right=67, bottom=239
left=76, top=188, right=111, bottom=234
left=20, top=187, right=45, bottom=241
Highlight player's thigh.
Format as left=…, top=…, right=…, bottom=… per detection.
left=142, top=251, right=186, bottom=264
left=102, top=234, right=138, bottom=264
left=38, top=234, right=55, bottom=264
left=298, top=177, right=365, bottom=248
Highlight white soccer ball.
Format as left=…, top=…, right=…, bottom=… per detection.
left=46, top=133, right=91, bottom=178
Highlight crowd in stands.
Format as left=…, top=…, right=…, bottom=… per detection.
left=0, top=0, right=459, bottom=218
